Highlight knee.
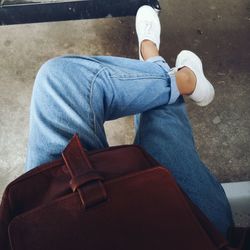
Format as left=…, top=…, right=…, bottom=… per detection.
left=33, top=57, right=67, bottom=98
left=31, top=57, right=68, bottom=115
left=36, top=57, right=65, bottom=84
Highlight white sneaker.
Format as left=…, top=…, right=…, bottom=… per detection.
left=136, top=5, right=161, bottom=61
left=176, top=50, right=215, bottom=107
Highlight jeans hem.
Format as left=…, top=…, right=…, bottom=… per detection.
left=146, top=56, right=180, bottom=104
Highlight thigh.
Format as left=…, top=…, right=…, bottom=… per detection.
left=134, top=96, right=233, bottom=236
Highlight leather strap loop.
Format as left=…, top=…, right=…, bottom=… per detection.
left=62, top=134, right=107, bottom=208
left=77, top=180, right=107, bottom=209
left=70, top=171, right=104, bottom=192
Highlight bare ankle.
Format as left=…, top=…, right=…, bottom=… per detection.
left=140, top=40, right=159, bottom=60
left=176, top=67, right=196, bottom=95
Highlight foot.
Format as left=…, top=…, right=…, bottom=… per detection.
left=136, top=5, right=161, bottom=61
left=140, top=40, right=159, bottom=61
left=176, top=50, right=215, bottom=106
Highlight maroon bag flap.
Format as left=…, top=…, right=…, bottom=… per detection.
left=8, top=167, right=218, bottom=250
left=0, top=137, right=158, bottom=250
left=4, top=144, right=157, bottom=218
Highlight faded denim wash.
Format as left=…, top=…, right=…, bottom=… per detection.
left=26, top=55, right=233, bottom=236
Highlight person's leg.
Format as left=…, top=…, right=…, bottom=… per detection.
left=141, top=40, right=196, bottom=95
left=26, top=54, right=181, bottom=171
left=135, top=5, right=232, bottom=236
left=26, top=52, right=232, bottom=236
left=134, top=58, right=233, bottom=236
left=134, top=93, right=233, bottom=237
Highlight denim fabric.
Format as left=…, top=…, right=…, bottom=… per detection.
left=26, top=55, right=233, bottom=236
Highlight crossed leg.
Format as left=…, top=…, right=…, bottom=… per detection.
left=26, top=54, right=232, bottom=236
left=26, top=54, right=179, bottom=170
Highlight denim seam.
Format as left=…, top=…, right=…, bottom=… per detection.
left=109, top=75, right=167, bottom=80
left=89, top=67, right=107, bottom=135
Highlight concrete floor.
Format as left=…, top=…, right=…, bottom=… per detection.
left=0, top=0, right=249, bottom=199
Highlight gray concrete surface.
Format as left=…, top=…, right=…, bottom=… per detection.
left=0, top=0, right=250, bottom=199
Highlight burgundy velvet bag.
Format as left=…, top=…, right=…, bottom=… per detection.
left=0, top=135, right=248, bottom=250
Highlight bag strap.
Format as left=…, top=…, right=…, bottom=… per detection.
left=62, top=134, right=107, bottom=209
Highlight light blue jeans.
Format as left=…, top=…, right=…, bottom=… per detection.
left=26, top=55, right=233, bottom=236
